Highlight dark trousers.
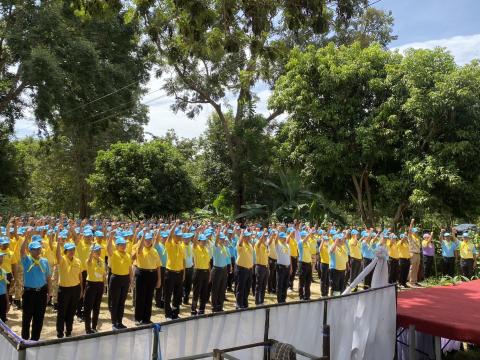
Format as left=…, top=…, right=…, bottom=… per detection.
left=155, top=267, right=166, bottom=308
left=235, top=266, right=252, bottom=309
left=134, top=268, right=157, bottom=323
left=84, top=281, right=104, bottom=332
left=255, top=264, right=268, bottom=305
left=211, top=266, right=227, bottom=312
left=298, top=261, right=312, bottom=300
left=362, top=258, right=373, bottom=288
left=191, top=269, right=210, bottom=314
left=319, top=262, right=330, bottom=296
left=108, top=274, right=130, bottom=326
left=183, top=267, right=193, bottom=304
left=289, top=256, right=298, bottom=289
left=227, top=257, right=235, bottom=291
left=57, top=285, right=81, bottom=337
left=330, top=269, right=346, bottom=293
left=164, top=269, right=183, bottom=319
left=349, top=258, right=362, bottom=285
left=22, top=286, right=48, bottom=340
left=76, top=271, right=87, bottom=318
left=268, top=258, right=277, bottom=293
left=399, top=258, right=411, bottom=286
left=276, top=264, right=289, bottom=303
left=251, top=266, right=256, bottom=296
left=423, top=255, right=434, bottom=278
left=388, top=258, right=399, bottom=284
left=0, top=294, right=7, bottom=322
left=461, top=259, right=474, bottom=279
left=443, top=257, right=455, bottom=277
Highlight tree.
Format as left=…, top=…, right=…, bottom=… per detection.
left=134, top=0, right=393, bottom=214
left=88, top=140, right=197, bottom=218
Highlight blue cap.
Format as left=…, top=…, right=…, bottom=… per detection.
left=31, top=234, right=43, bottom=242
left=115, top=236, right=127, bottom=245
left=84, top=230, right=93, bottom=237
left=122, top=230, right=134, bottom=237
left=160, top=231, right=169, bottom=238
left=0, top=237, right=10, bottom=245
left=329, top=229, right=337, bottom=235
left=182, top=233, right=194, bottom=239
left=444, top=232, right=451, bottom=237
left=400, top=234, right=406, bottom=239
left=219, top=233, right=226, bottom=240
left=35, top=226, right=44, bottom=232
left=256, top=232, right=263, bottom=238
left=28, top=241, right=42, bottom=250
left=412, top=228, right=418, bottom=233
left=300, top=230, right=308, bottom=237
left=243, top=231, right=252, bottom=237
left=145, top=233, right=154, bottom=240
left=351, top=229, right=359, bottom=235
left=198, top=234, right=207, bottom=241
left=174, top=228, right=183, bottom=236
left=390, top=234, right=397, bottom=239
left=91, top=244, right=102, bottom=252
left=94, top=231, right=104, bottom=237
left=189, top=226, right=196, bottom=231
left=278, top=232, right=287, bottom=239
left=64, top=243, right=76, bottom=251
left=462, top=232, right=470, bottom=238
left=322, top=235, right=329, bottom=240
left=287, top=227, right=294, bottom=233
left=318, top=229, right=324, bottom=235
left=0, top=252, right=6, bottom=257
left=227, top=229, right=234, bottom=234
left=204, top=229, right=213, bottom=236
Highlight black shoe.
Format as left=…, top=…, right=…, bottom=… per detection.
left=135, top=321, right=143, bottom=326
left=57, top=333, right=64, bottom=339
left=86, top=330, right=94, bottom=334
left=191, top=311, right=197, bottom=316
left=66, top=332, right=71, bottom=337
left=142, top=320, right=153, bottom=325
left=112, top=325, right=120, bottom=330
left=117, top=323, right=127, bottom=329
left=92, top=329, right=98, bottom=333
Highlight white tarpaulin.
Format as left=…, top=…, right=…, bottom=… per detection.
left=0, top=333, right=18, bottom=360
left=24, top=328, right=153, bottom=360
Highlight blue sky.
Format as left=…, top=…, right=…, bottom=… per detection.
left=15, top=0, right=480, bottom=139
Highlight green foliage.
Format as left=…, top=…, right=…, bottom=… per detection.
left=88, top=140, right=197, bottom=218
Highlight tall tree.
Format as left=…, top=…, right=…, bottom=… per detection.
left=134, top=0, right=393, bottom=214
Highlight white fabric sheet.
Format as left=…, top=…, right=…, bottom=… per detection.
left=159, top=309, right=266, bottom=359
left=328, top=286, right=396, bottom=360
left=268, top=301, right=324, bottom=359
left=0, top=333, right=18, bottom=360
left=25, top=328, right=153, bottom=360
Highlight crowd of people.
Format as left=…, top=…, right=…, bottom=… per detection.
left=0, top=216, right=477, bottom=341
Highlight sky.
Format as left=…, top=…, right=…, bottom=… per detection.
left=14, top=0, right=480, bottom=139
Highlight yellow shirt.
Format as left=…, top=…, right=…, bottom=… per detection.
left=96, top=240, right=107, bottom=259
left=348, top=239, right=362, bottom=260
left=255, top=242, right=268, bottom=266
left=126, top=240, right=134, bottom=255
left=193, top=245, right=210, bottom=269
left=320, top=241, right=330, bottom=264
left=0, top=249, right=14, bottom=273
left=268, top=242, right=277, bottom=260
left=397, top=241, right=410, bottom=259
left=58, top=256, right=82, bottom=287
left=42, top=239, right=55, bottom=266
left=330, top=243, right=348, bottom=271
left=76, top=239, right=92, bottom=272
left=387, top=240, right=399, bottom=259
left=110, top=250, right=132, bottom=275
left=11, top=237, right=22, bottom=264
left=309, top=237, right=318, bottom=256
left=289, top=237, right=299, bottom=257
left=86, top=258, right=105, bottom=282
left=236, top=242, right=254, bottom=268
left=460, top=241, right=476, bottom=259
left=135, top=245, right=161, bottom=270
left=165, top=240, right=185, bottom=271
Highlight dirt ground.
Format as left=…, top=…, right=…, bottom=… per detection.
left=6, top=272, right=326, bottom=340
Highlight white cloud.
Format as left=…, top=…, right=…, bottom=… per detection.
left=393, top=33, right=480, bottom=65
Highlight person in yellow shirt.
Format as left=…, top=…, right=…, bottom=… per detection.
left=459, top=232, right=477, bottom=278
left=397, top=234, right=411, bottom=288
left=386, top=233, right=400, bottom=284
left=267, top=229, right=278, bottom=294
left=235, top=229, right=254, bottom=309
left=0, top=237, right=14, bottom=300
left=56, top=227, right=82, bottom=339
left=132, top=231, right=161, bottom=325
left=297, top=229, right=313, bottom=300
left=287, top=226, right=299, bottom=290
left=107, top=230, right=132, bottom=330
left=254, top=230, right=268, bottom=305
left=84, top=244, right=105, bottom=334
left=329, top=232, right=348, bottom=296
left=164, top=222, right=185, bottom=320
left=348, top=229, right=362, bottom=291
left=74, top=227, right=94, bottom=321
left=318, top=233, right=330, bottom=297
left=191, top=231, right=211, bottom=315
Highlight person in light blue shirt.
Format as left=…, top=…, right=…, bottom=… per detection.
left=154, top=231, right=169, bottom=309
left=182, top=233, right=194, bottom=305
left=20, top=232, right=52, bottom=341
left=440, top=231, right=458, bottom=277
left=274, top=231, right=291, bottom=303
left=0, top=252, right=9, bottom=322
left=361, top=231, right=378, bottom=289
left=226, top=230, right=236, bottom=292
left=211, top=232, right=229, bottom=312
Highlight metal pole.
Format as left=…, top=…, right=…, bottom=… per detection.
left=434, top=336, right=441, bottom=360
left=322, top=324, right=330, bottom=359
left=213, top=349, right=222, bottom=360
left=408, top=325, right=416, bottom=360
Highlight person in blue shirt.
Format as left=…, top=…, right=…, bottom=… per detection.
left=226, top=229, right=236, bottom=292
left=361, top=230, right=378, bottom=289
left=154, top=231, right=169, bottom=309
left=182, top=232, right=194, bottom=305
left=211, top=230, right=229, bottom=312
left=20, top=229, right=52, bottom=341
left=440, top=231, right=458, bottom=277
left=0, top=252, right=10, bottom=322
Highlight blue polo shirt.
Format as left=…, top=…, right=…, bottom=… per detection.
left=22, top=255, right=50, bottom=288
left=361, top=241, right=377, bottom=259
left=155, top=243, right=168, bottom=267
left=213, top=245, right=229, bottom=268
left=0, top=269, right=7, bottom=295
left=442, top=240, right=458, bottom=258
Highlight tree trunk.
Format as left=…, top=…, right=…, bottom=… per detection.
left=392, top=201, right=408, bottom=230
left=363, top=171, right=375, bottom=226
left=79, top=178, right=89, bottom=218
